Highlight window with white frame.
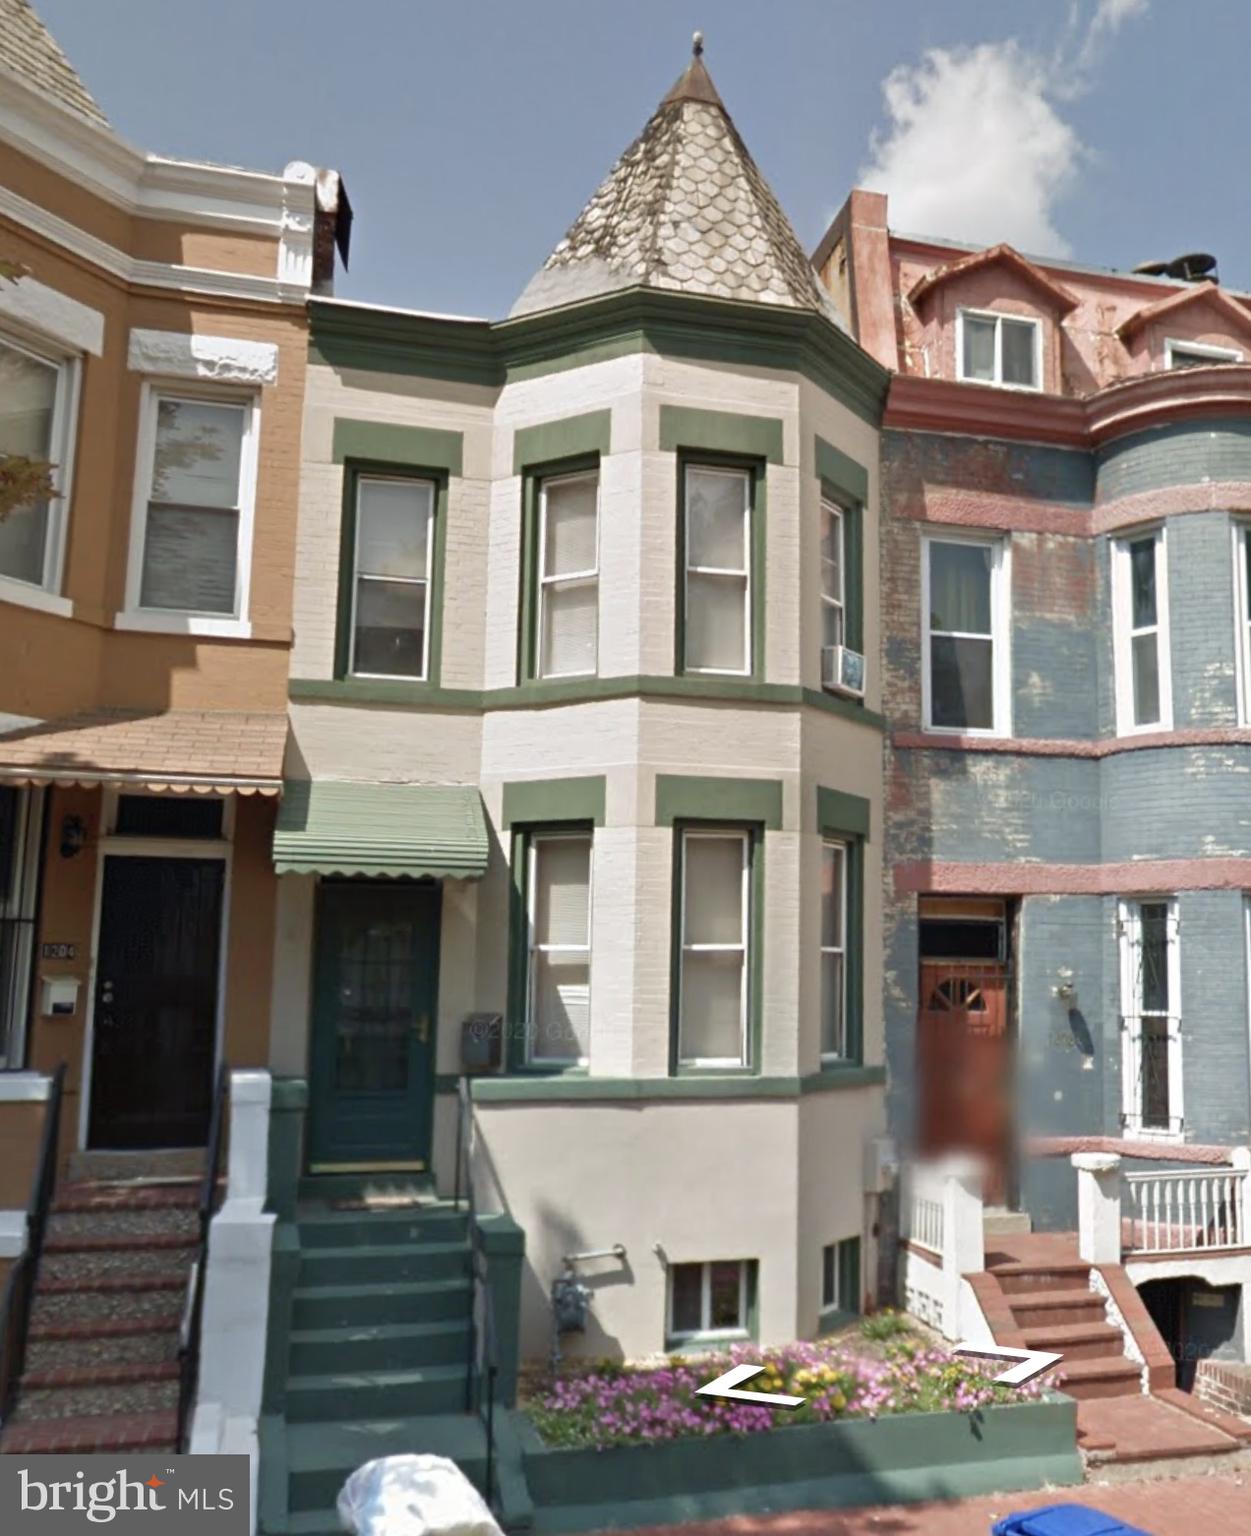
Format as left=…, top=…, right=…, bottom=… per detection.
left=525, top=832, right=592, bottom=1066
left=350, top=475, right=435, bottom=678
left=677, top=829, right=750, bottom=1067
left=923, top=536, right=1009, bottom=734
left=820, top=839, right=848, bottom=1060
left=1236, top=525, right=1251, bottom=724
left=0, top=329, right=77, bottom=593
left=1166, top=339, right=1241, bottom=369
left=131, top=392, right=257, bottom=617
left=683, top=464, right=751, bottom=674
left=1112, top=529, right=1171, bottom=732
left=1119, top=898, right=1182, bottom=1136
left=820, top=496, right=846, bottom=651
left=537, top=469, right=598, bottom=677
left=0, top=786, right=42, bottom=1068
left=668, top=1259, right=753, bottom=1342
left=958, top=310, right=1041, bottom=390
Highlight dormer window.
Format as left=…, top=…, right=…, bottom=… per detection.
left=1165, top=338, right=1241, bottom=369
left=957, top=309, right=1041, bottom=391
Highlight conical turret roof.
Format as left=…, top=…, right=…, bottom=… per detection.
left=0, top=0, right=108, bottom=126
left=511, top=36, right=832, bottom=319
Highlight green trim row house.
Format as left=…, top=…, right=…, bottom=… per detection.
left=271, top=42, right=890, bottom=1369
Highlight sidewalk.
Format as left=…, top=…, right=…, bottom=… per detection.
left=626, top=1471, right=1251, bottom=1534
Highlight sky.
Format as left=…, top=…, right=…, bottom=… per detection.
left=32, top=0, right=1251, bottom=318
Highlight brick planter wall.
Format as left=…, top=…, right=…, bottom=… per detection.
left=1196, top=1359, right=1251, bottom=1417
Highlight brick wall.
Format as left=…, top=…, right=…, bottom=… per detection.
left=1196, top=1358, right=1251, bottom=1416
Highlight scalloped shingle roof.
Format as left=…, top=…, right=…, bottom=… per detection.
left=511, top=47, right=834, bottom=320
left=0, top=0, right=107, bottom=127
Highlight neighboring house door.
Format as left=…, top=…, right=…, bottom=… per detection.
left=88, top=855, right=224, bottom=1149
left=917, top=959, right=1010, bottom=1205
left=308, top=880, right=439, bottom=1170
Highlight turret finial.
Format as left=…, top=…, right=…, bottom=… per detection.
left=692, top=31, right=704, bottom=58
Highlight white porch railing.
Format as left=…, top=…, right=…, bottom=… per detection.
left=1073, top=1148, right=1251, bottom=1263
left=1124, top=1165, right=1249, bottom=1254
left=901, top=1156, right=984, bottom=1340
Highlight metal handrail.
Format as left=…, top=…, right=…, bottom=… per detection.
left=177, top=1061, right=229, bottom=1450
left=455, top=1076, right=500, bottom=1510
left=0, top=1061, right=67, bottom=1425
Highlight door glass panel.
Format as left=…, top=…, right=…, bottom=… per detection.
left=333, top=915, right=415, bottom=1092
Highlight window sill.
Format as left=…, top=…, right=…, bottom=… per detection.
left=817, top=1305, right=859, bottom=1334
left=956, top=377, right=1044, bottom=395
left=114, top=610, right=253, bottom=639
left=665, top=1329, right=750, bottom=1352
left=0, top=576, right=72, bottom=619
left=805, top=1063, right=884, bottom=1092
left=1115, top=721, right=1174, bottom=739
left=920, top=722, right=1009, bottom=740
left=1122, top=1126, right=1184, bottom=1145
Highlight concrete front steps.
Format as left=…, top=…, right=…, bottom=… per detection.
left=0, top=1157, right=202, bottom=1455
left=260, top=1194, right=513, bottom=1536
left=980, top=1236, right=1251, bottom=1465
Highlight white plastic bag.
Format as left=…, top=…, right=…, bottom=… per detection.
left=337, top=1454, right=502, bottom=1536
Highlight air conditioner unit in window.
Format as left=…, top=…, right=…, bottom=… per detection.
left=822, top=644, right=865, bottom=699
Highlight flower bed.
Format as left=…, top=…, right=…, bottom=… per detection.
left=527, top=1324, right=1052, bottom=1450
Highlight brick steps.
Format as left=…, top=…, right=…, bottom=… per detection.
left=1006, top=1288, right=1107, bottom=1329
left=1021, top=1321, right=1125, bottom=1362
left=1054, top=1355, right=1143, bottom=1401
left=0, top=1173, right=199, bottom=1456
left=1077, top=1393, right=1241, bottom=1463
left=0, top=1409, right=178, bottom=1454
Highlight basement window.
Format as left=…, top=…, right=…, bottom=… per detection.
left=957, top=309, right=1041, bottom=390
left=667, top=1259, right=756, bottom=1343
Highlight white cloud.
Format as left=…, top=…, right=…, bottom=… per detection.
left=858, top=2, right=1149, bottom=254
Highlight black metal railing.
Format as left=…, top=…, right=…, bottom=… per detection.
left=0, top=1061, right=66, bottom=1425
left=177, top=1062, right=229, bottom=1451
left=455, top=1076, right=500, bottom=1510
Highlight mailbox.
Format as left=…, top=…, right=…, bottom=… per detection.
left=40, top=975, right=80, bottom=1017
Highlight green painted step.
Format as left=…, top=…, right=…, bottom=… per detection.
left=297, top=1209, right=468, bottom=1248
left=298, top=1242, right=469, bottom=1287
left=296, top=1175, right=437, bottom=1203
left=284, top=1412, right=488, bottom=1510
left=289, top=1318, right=471, bottom=1375
left=292, top=1278, right=471, bottom=1329
left=285, top=1364, right=467, bottom=1422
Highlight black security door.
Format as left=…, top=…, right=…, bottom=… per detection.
left=88, top=856, right=224, bottom=1149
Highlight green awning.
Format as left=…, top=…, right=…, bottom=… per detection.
left=274, top=781, right=490, bottom=879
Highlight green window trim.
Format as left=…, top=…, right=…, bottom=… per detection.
left=675, top=450, right=767, bottom=680
left=815, top=436, right=867, bottom=656
left=818, top=784, right=867, bottom=1068
left=660, top=405, right=785, bottom=465
left=289, top=672, right=887, bottom=729
left=505, top=818, right=597, bottom=1074
left=332, top=418, right=464, bottom=476
left=819, top=1234, right=862, bottom=1326
left=517, top=452, right=601, bottom=684
left=656, top=774, right=782, bottom=830
left=501, top=776, right=606, bottom=828
left=513, top=410, right=612, bottom=475
left=668, top=821, right=765, bottom=1077
left=334, top=460, right=450, bottom=686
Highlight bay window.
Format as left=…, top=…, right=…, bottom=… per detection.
left=537, top=469, right=598, bottom=677
left=922, top=535, right=1009, bottom=734
left=677, top=829, right=751, bottom=1067
left=525, top=833, right=592, bottom=1066
left=683, top=464, right=752, bottom=674
left=0, top=330, right=76, bottom=595
left=820, top=839, right=848, bottom=1060
left=349, top=475, right=435, bottom=678
left=128, top=391, right=257, bottom=622
left=1112, top=528, right=1171, bottom=732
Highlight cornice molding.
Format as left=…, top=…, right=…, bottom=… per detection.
left=885, top=366, right=1251, bottom=450
left=309, top=287, right=892, bottom=426
left=0, top=69, right=306, bottom=237
left=0, top=183, right=308, bottom=307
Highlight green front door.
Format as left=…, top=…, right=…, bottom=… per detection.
left=308, top=880, right=440, bottom=1170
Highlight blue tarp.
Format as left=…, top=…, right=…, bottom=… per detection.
left=992, top=1506, right=1154, bottom=1536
